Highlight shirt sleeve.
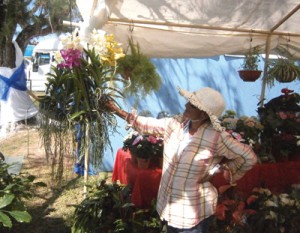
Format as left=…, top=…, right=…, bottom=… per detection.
left=131, top=114, right=169, bottom=137
left=217, top=130, right=258, bottom=183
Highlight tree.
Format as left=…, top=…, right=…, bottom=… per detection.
left=0, top=0, right=80, bottom=68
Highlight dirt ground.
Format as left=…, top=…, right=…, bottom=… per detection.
left=0, top=124, right=111, bottom=233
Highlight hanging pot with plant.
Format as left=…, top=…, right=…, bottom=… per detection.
left=116, top=37, right=162, bottom=99
left=238, top=46, right=262, bottom=82
left=266, top=58, right=300, bottom=87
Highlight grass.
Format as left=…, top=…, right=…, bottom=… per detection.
left=0, top=126, right=112, bottom=233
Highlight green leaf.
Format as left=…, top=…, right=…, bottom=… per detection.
left=0, top=194, right=15, bottom=209
left=8, top=210, right=32, bottom=223
left=70, top=110, right=86, bottom=120
left=0, top=212, right=12, bottom=228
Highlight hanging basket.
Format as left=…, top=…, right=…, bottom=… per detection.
left=268, top=58, right=300, bottom=83
left=238, top=70, right=262, bottom=82
left=275, top=71, right=297, bottom=83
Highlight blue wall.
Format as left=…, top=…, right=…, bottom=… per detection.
left=91, top=55, right=300, bottom=172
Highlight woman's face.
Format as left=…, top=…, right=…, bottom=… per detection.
left=183, top=102, right=207, bottom=120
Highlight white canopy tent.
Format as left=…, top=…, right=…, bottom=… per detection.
left=75, top=0, right=300, bottom=103
left=76, top=0, right=300, bottom=58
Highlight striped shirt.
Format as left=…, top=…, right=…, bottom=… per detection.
left=131, top=114, right=257, bottom=229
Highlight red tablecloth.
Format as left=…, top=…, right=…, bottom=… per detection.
left=112, top=148, right=162, bottom=208
left=212, top=160, right=300, bottom=197
left=112, top=148, right=300, bottom=206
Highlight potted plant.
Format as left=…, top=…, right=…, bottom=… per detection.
left=258, top=88, right=300, bottom=162
left=238, top=46, right=262, bottom=82
left=211, top=186, right=300, bottom=233
left=221, top=111, right=264, bottom=160
left=123, top=132, right=164, bottom=169
left=116, top=37, right=162, bottom=100
left=266, top=57, right=300, bottom=87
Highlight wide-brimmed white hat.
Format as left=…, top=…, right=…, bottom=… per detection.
left=178, top=87, right=225, bottom=131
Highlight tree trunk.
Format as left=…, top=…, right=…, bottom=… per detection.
left=0, top=40, right=16, bottom=68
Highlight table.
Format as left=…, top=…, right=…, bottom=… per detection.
left=112, top=148, right=162, bottom=208
left=112, top=148, right=300, bottom=206
left=212, top=160, right=300, bottom=197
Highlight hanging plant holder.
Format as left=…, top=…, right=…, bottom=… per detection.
left=238, top=70, right=262, bottom=82
left=238, top=45, right=262, bottom=82
left=268, top=58, right=300, bottom=83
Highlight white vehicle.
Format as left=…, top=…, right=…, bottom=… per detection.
left=26, top=37, right=61, bottom=92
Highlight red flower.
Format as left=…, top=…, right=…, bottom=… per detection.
left=215, top=203, right=228, bottom=220
left=232, top=210, right=244, bottom=225
left=147, top=135, right=157, bottom=144
left=281, top=88, right=294, bottom=95
left=237, top=201, right=245, bottom=211
left=246, top=195, right=258, bottom=205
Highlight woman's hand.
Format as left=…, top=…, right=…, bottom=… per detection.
left=103, top=99, right=129, bottom=121
left=105, top=99, right=118, bottom=112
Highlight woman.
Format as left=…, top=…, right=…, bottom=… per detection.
left=106, top=87, right=257, bottom=233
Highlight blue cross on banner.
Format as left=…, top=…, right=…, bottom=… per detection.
left=0, top=61, right=27, bottom=101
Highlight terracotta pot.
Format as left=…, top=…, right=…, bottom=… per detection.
left=238, top=70, right=262, bottom=82
left=137, top=158, right=150, bottom=169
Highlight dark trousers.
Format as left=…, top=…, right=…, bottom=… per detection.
left=166, top=216, right=212, bottom=233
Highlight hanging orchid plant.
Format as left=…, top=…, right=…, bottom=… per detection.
left=38, top=29, right=126, bottom=183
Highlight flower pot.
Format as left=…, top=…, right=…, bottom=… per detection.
left=158, top=157, right=163, bottom=168
left=137, top=158, right=150, bottom=169
left=130, top=151, right=138, bottom=164
left=268, top=58, right=300, bottom=83
left=238, top=70, right=262, bottom=82
left=274, top=69, right=297, bottom=83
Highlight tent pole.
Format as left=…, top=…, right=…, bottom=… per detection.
left=107, top=18, right=300, bottom=37
left=259, top=35, right=272, bottom=108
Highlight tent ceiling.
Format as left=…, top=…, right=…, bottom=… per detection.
left=76, top=0, right=300, bottom=58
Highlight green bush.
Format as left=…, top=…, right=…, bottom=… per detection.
left=71, top=180, right=162, bottom=233
left=0, top=158, right=46, bottom=229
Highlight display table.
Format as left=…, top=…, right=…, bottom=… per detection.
left=112, top=148, right=300, bottom=206
left=213, top=160, right=300, bottom=197
left=112, top=148, right=162, bottom=208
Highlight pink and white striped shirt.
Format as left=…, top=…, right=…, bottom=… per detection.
left=131, top=114, right=257, bottom=229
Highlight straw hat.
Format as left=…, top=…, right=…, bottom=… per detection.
left=178, top=87, right=225, bottom=131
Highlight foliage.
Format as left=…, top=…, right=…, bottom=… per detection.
left=240, top=46, right=261, bottom=71
left=0, top=0, right=80, bottom=67
left=258, top=88, right=300, bottom=161
left=123, top=131, right=164, bottom=160
left=210, top=186, right=300, bottom=233
left=267, top=58, right=300, bottom=87
left=38, top=29, right=125, bottom=182
left=71, top=179, right=162, bottom=233
left=116, top=38, right=162, bottom=100
left=0, top=159, right=46, bottom=230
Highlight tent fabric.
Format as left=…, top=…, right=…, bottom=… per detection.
left=76, top=0, right=300, bottom=58
left=0, top=42, right=38, bottom=128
